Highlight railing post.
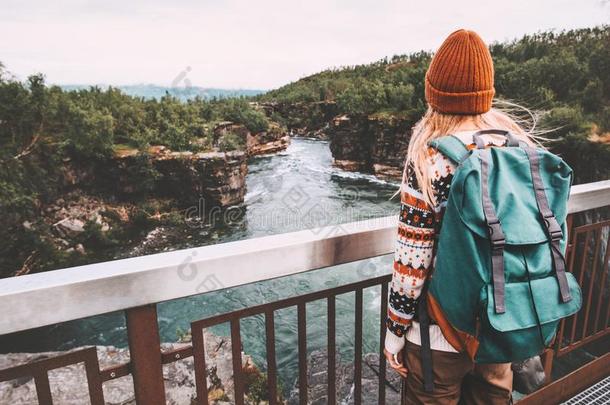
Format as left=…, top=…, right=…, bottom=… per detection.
left=126, top=304, right=166, bottom=404
left=541, top=348, right=554, bottom=385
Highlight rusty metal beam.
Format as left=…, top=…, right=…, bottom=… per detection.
left=125, top=305, right=166, bottom=405
left=0, top=347, right=104, bottom=405
left=191, top=325, right=209, bottom=405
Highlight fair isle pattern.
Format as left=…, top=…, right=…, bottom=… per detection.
left=386, top=147, right=455, bottom=340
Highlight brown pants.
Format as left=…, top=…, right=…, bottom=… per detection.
left=402, top=341, right=513, bottom=405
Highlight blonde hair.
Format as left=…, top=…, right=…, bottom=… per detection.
left=400, top=101, right=542, bottom=206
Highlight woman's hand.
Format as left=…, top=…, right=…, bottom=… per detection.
left=384, top=348, right=408, bottom=377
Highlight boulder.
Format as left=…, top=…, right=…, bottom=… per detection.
left=55, top=218, right=85, bottom=236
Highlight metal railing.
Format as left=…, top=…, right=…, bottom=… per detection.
left=518, top=196, right=610, bottom=404
left=0, top=180, right=609, bottom=405
left=190, top=275, right=391, bottom=405
left=558, top=218, right=610, bottom=355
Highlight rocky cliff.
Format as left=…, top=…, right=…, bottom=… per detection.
left=246, top=123, right=291, bottom=155
left=259, top=102, right=339, bottom=140
left=68, top=118, right=290, bottom=210
left=13, top=123, right=289, bottom=277
left=111, top=146, right=248, bottom=207
left=327, top=114, right=411, bottom=179
left=213, top=121, right=290, bottom=156
left=260, top=102, right=411, bottom=180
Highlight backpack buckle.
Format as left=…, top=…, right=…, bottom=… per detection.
left=543, top=214, right=563, bottom=241
left=491, top=236, right=506, bottom=249
left=487, top=221, right=506, bottom=249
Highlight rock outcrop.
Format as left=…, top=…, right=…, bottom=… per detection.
left=213, top=121, right=290, bottom=157
left=22, top=144, right=250, bottom=272
left=328, top=114, right=411, bottom=179
left=109, top=146, right=248, bottom=208
left=246, top=123, right=290, bottom=155
left=328, top=115, right=373, bottom=172
left=155, top=150, right=248, bottom=207
left=259, top=102, right=339, bottom=140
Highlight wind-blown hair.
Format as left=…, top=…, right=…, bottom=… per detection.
left=400, top=101, right=541, bottom=206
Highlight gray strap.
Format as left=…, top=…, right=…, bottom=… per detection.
left=480, top=151, right=507, bottom=314
left=473, top=129, right=520, bottom=149
left=523, top=147, right=572, bottom=304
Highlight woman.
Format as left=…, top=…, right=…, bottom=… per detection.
left=384, top=29, right=535, bottom=404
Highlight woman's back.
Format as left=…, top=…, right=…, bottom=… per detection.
left=389, top=129, right=510, bottom=351
left=383, top=29, right=537, bottom=404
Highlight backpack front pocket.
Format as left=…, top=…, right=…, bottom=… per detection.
left=474, top=273, right=582, bottom=363
left=486, top=272, right=582, bottom=332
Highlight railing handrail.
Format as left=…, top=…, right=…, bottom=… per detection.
left=1, top=180, right=609, bottom=335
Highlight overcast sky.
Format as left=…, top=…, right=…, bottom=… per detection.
left=1, top=0, right=608, bottom=89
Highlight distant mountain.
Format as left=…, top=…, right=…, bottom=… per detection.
left=60, top=84, right=266, bottom=100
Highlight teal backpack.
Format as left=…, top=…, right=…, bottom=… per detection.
left=416, top=130, right=582, bottom=392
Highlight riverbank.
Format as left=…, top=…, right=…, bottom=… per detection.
left=4, top=120, right=290, bottom=279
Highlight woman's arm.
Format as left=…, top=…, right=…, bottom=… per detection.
left=385, top=150, right=454, bottom=355
left=384, top=163, right=438, bottom=354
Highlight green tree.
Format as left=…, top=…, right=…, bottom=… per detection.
left=63, top=102, right=114, bottom=159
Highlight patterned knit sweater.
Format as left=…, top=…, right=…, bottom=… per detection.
left=385, top=130, right=506, bottom=355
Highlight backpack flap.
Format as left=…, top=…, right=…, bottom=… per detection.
left=485, top=272, right=582, bottom=332
left=453, top=147, right=572, bottom=245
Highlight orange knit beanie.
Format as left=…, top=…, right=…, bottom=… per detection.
left=425, top=29, right=495, bottom=115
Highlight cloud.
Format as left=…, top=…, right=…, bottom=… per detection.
left=1, top=0, right=608, bottom=89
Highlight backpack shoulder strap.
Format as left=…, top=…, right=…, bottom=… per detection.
left=428, top=135, right=470, bottom=165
